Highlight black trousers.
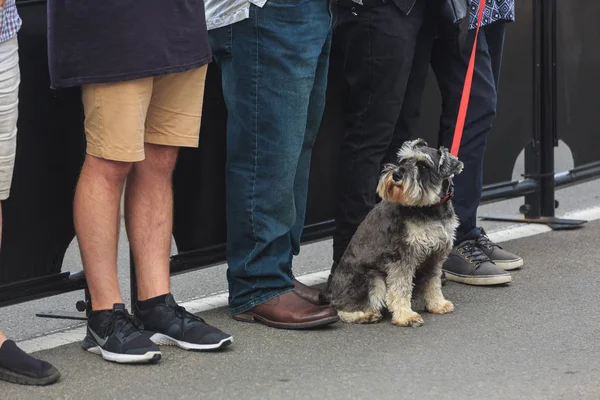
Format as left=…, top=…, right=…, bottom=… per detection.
left=387, top=16, right=507, bottom=243
left=332, top=0, right=426, bottom=263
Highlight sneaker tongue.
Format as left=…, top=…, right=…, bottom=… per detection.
left=165, top=294, right=178, bottom=308
left=460, top=241, right=489, bottom=264
left=113, top=303, right=126, bottom=312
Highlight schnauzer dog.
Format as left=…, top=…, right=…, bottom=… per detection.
left=320, top=139, right=464, bottom=327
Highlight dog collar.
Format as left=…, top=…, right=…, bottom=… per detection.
left=436, top=178, right=455, bottom=205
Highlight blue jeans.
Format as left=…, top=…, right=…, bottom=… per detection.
left=209, top=0, right=332, bottom=315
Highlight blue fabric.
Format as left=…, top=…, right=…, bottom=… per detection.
left=209, top=0, right=332, bottom=315
left=469, top=0, right=514, bottom=30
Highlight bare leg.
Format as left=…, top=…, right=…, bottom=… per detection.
left=385, top=267, right=424, bottom=327
left=424, top=270, right=454, bottom=314
left=74, top=155, right=132, bottom=311
left=0, top=330, right=6, bottom=346
left=125, top=144, right=178, bottom=301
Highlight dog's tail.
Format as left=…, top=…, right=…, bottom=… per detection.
left=318, top=266, right=337, bottom=305
left=319, top=284, right=333, bottom=305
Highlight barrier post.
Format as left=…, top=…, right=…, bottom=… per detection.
left=522, top=0, right=548, bottom=221
left=538, top=0, right=557, bottom=218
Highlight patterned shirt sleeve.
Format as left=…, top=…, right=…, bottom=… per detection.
left=469, top=0, right=515, bottom=30
left=0, top=0, right=23, bottom=43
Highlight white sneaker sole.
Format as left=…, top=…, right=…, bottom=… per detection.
left=150, top=333, right=233, bottom=351
left=443, top=271, right=512, bottom=286
left=85, top=346, right=161, bottom=364
left=494, top=258, right=524, bottom=271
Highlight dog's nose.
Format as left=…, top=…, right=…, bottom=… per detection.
left=392, top=171, right=402, bottom=182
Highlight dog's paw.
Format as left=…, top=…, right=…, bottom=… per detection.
left=427, top=300, right=454, bottom=315
left=338, top=310, right=382, bottom=324
left=363, top=312, right=383, bottom=324
left=392, top=311, right=424, bottom=327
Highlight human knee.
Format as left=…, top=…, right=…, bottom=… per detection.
left=84, top=154, right=133, bottom=185
left=135, top=144, right=179, bottom=181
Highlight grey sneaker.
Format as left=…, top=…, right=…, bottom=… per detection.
left=443, top=240, right=512, bottom=286
left=477, top=229, right=524, bottom=271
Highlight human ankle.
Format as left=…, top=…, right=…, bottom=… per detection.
left=137, top=293, right=170, bottom=311
left=137, top=286, right=170, bottom=303
left=90, top=298, right=124, bottom=312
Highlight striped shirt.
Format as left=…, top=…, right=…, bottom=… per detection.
left=0, top=0, right=22, bottom=43
left=469, top=0, right=515, bottom=30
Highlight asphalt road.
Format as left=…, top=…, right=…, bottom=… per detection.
left=2, top=217, right=600, bottom=399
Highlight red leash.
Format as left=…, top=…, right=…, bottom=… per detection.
left=450, top=0, right=487, bottom=157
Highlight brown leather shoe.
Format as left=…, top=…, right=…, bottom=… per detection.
left=293, top=279, right=323, bottom=306
left=234, top=291, right=339, bottom=330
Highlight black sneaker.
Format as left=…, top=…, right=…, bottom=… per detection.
left=82, top=304, right=161, bottom=364
left=135, top=294, right=233, bottom=351
left=477, top=228, right=524, bottom=271
left=443, top=240, right=512, bottom=286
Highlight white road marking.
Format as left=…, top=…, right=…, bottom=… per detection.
left=16, top=205, right=600, bottom=354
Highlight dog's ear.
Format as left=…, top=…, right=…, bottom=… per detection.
left=397, top=138, right=429, bottom=160
left=410, top=138, right=428, bottom=149
left=438, top=147, right=464, bottom=177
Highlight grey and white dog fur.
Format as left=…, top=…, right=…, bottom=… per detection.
left=320, top=139, right=464, bottom=327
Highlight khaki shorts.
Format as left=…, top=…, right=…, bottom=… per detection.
left=82, top=65, right=208, bottom=162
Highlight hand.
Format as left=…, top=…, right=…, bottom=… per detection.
left=0, top=0, right=6, bottom=7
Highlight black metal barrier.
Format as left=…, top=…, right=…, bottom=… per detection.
left=0, top=0, right=87, bottom=307
left=0, top=0, right=598, bottom=311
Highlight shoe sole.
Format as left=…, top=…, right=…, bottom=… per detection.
left=149, top=333, right=233, bottom=351
left=82, top=338, right=161, bottom=364
left=0, top=366, right=61, bottom=386
left=233, top=313, right=340, bottom=330
left=494, top=258, right=524, bottom=271
left=443, top=271, right=512, bottom=286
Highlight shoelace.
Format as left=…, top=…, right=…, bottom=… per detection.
left=477, top=229, right=502, bottom=250
left=172, top=304, right=206, bottom=327
left=456, top=240, right=491, bottom=268
left=105, top=310, right=143, bottom=339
